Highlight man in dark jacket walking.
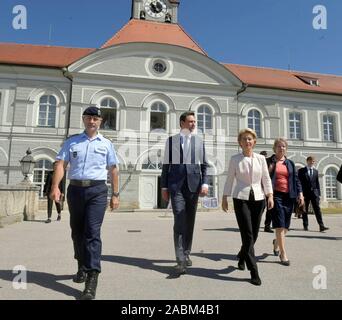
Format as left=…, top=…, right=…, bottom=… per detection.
left=298, top=156, right=329, bottom=232
left=43, top=161, right=65, bottom=223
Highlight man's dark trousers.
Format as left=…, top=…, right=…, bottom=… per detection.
left=67, top=183, right=108, bottom=272
left=171, top=179, right=199, bottom=263
left=302, top=195, right=324, bottom=229
left=47, top=198, right=61, bottom=219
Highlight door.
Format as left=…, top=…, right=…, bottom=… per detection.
left=139, top=175, right=157, bottom=209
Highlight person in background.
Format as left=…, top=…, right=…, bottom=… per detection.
left=43, top=161, right=65, bottom=223
left=222, top=129, right=273, bottom=286
left=260, top=151, right=273, bottom=233
left=267, top=138, right=304, bottom=266
left=298, top=156, right=329, bottom=232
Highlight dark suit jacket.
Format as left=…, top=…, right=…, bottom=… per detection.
left=337, top=165, right=342, bottom=183
left=298, top=167, right=321, bottom=198
left=161, top=134, right=208, bottom=193
left=43, top=171, right=65, bottom=196
left=266, top=155, right=302, bottom=199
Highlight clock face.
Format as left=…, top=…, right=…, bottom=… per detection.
left=144, top=0, right=167, bottom=18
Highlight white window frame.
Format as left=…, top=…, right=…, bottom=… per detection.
left=247, top=109, right=262, bottom=138
left=323, top=114, right=335, bottom=142
left=197, top=104, right=213, bottom=134
left=38, top=95, right=57, bottom=127
left=289, top=112, right=302, bottom=140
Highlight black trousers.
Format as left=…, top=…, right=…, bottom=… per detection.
left=233, top=197, right=265, bottom=272
left=47, top=198, right=61, bottom=219
left=264, top=210, right=272, bottom=228
left=170, top=181, right=199, bottom=263
left=302, top=195, right=324, bottom=228
left=67, top=183, right=108, bottom=273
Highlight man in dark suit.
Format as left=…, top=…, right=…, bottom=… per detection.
left=298, top=156, right=329, bottom=232
left=161, top=111, right=208, bottom=275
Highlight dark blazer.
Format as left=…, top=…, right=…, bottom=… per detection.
left=266, top=155, right=302, bottom=199
left=43, top=171, right=65, bottom=196
left=298, top=167, right=321, bottom=198
left=337, top=165, right=342, bottom=183
left=161, top=134, right=208, bottom=193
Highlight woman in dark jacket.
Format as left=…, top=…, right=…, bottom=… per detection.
left=267, top=138, right=304, bottom=266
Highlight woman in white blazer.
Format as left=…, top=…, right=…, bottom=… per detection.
left=222, top=128, right=273, bottom=286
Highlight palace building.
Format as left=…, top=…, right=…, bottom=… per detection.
left=0, top=0, right=341, bottom=209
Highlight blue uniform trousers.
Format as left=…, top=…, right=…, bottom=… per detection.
left=67, top=183, right=108, bottom=273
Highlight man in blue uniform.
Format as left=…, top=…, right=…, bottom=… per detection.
left=50, top=106, right=120, bottom=300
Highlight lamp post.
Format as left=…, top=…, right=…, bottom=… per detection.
left=19, top=148, right=36, bottom=183
left=119, top=162, right=135, bottom=193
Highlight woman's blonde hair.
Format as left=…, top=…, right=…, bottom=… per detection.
left=272, top=137, right=288, bottom=153
left=238, top=128, right=257, bottom=142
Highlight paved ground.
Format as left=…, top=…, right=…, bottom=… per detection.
left=0, top=209, right=341, bottom=300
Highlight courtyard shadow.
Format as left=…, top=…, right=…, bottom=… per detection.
left=102, top=254, right=251, bottom=283
left=201, top=227, right=240, bottom=233
left=0, top=270, right=80, bottom=299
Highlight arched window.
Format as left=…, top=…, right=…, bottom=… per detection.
left=100, top=98, right=117, bottom=130
left=33, top=159, right=53, bottom=198
left=248, top=109, right=261, bottom=138
left=323, top=115, right=335, bottom=142
left=325, top=168, right=337, bottom=199
left=197, top=105, right=213, bottom=134
left=289, top=112, right=302, bottom=139
left=38, top=95, right=57, bottom=127
left=150, top=102, right=167, bottom=130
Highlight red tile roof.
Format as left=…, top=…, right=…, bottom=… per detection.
left=224, top=63, right=342, bottom=95
left=101, top=19, right=206, bottom=55
left=0, top=43, right=95, bottom=68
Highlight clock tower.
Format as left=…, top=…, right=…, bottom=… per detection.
left=131, top=0, right=180, bottom=24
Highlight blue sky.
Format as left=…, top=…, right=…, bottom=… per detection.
left=0, top=0, right=341, bottom=75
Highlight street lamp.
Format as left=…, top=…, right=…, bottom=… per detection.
left=127, top=161, right=134, bottom=174
left=19, top=148, right=36, bottom=182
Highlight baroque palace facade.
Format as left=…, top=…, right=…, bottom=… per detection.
left=0, top=0, right=341, bottom=209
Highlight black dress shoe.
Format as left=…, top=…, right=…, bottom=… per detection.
left=320, top=226, right=329, bottom=232
left=250, top=270, right=261, bottom=286
left=57, top=215, right=61, bottom=221
left=303, top=226, right=308, bottom=231
left=279, top=255, right=290, bottom=266
left=264, top=226, right=273, bottom=233
left=73, top=269, right=86, bottom=283
left=237, top=258, right=245, bottom=270
left=272, top=239, right=279, bottom=256
left=45, top=219, right=51, bottom=224
left=80, top=271, right=99, bottom=300
left=174, top=262, right=186, bottom=275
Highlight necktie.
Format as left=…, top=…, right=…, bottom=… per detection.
left=310, top=168, right=313, bottom=177
left=183, top=135, right=190, bottom=162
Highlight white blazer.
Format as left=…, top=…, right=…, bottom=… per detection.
left=223, top=152, right=273, bottom=201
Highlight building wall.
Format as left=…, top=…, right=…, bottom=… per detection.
left=0, top=51, right=341, bottom=209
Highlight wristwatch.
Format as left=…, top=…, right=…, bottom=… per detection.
left=112, top=192, right=120, bottom=197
